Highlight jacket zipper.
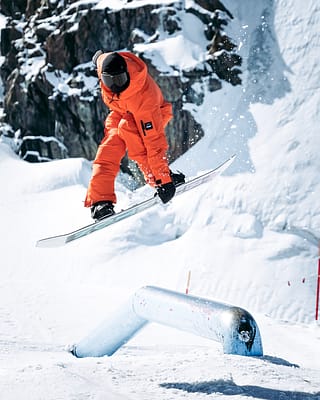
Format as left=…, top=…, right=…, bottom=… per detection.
left=140, top=120, right=146, bottom=136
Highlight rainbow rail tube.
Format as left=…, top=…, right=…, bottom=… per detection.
left=71, top=286, right=263, bottom=358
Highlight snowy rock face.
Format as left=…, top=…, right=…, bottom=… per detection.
left=0, top=0, right=240, bottom=163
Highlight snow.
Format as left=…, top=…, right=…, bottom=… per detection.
left=1, top=0, right=320, bottom=399
left=134, top=12, right=207, bottom=72
left=94, top=0, right=179, bottom=11
left=0, top=14, right=7, bottom=99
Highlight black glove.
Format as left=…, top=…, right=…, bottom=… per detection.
left=92, top=50, right=103, bottom=66
left=156, top=182, right=176, bottom=204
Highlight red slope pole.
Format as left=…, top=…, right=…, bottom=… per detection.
left=185, top=270, right=191, bottom=295
left=316, top=242, right=320, bottom=321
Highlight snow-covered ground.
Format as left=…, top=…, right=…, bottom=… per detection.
left=0, top=0, right=320, bottom=399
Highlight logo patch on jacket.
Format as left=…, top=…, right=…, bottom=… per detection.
left=144, top=121, right=153, bottom=130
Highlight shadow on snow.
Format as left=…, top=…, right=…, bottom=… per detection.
left=160, top=379, right=319, bottom=399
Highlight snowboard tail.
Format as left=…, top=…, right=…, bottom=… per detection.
left=36, top=155, right=236, bottom=248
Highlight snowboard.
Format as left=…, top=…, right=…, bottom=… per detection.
left=36, top=155, right=236, bottom=248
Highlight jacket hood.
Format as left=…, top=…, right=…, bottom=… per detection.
left=96, top=52, right=148, bottom=99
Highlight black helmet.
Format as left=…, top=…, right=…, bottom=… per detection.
left=101, top=52, right=129, bottom=93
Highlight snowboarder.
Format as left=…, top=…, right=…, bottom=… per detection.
left=85, top=50, right=185, bottom=220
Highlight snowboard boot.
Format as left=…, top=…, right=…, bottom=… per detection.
left=170, top=170, right=185, bottom=187
left=91, top=201, right=115, bottom=221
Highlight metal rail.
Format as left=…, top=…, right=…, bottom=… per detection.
left=71, top=286, right=263, bottom=358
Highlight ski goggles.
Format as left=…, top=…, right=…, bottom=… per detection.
left=101, top=71, right=128, bottom=89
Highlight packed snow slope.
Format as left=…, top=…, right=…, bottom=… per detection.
left=0, top=0, right=320, bottom=399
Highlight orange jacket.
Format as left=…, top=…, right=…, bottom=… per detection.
left=96, top=52, right=173, bottom=184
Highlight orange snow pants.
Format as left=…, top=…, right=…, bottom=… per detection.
left=84, top=113, right=169, bottom=206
